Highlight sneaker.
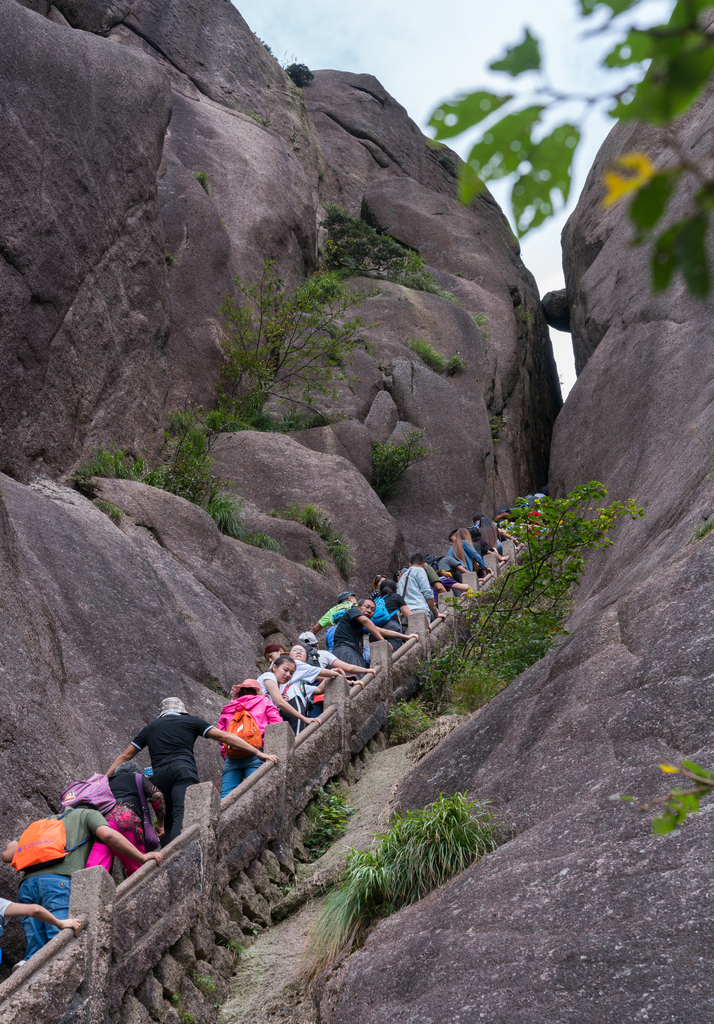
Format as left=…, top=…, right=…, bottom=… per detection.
left=11, top=960, right=27, bottom=973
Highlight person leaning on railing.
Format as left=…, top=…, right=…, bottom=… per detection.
left=107, top=697, right=279, bottom=845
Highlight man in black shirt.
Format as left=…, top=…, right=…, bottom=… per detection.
left=332, top=598, right=418, bottom=668
left=107, top=697, right=279, bottom=844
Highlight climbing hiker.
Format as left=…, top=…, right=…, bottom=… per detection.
left=449, top=530, right=493, bottom=581
left=85, top=762, right=166, bottom=877
left=332, top=597, right=418, bottom=669
left=2, top=805, right=162, bottom=965
left=307, top=591, right=357, bottom=636
left=216, top=681, right=284, bottom=797
left=0, top=897, right=82, bottom=972
left=257, top=656, right=319, bottom=733
left=397, top=554, right=439, bottom=619
left=107, top=697, right=279, bottom=845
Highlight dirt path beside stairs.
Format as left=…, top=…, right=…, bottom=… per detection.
left=219, top=741, right=415, bottom=1024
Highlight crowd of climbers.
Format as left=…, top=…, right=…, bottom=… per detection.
left=0, top=509, right=524, bottom=973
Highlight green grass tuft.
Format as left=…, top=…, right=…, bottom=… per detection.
left=305, top=793, right=497, bottom=975
left=387, top=699, right=432, bottom=746
left=270, top=501, right=354, bottom=576
left=93, top=499, right=125, bottom=525
left=407, top=338, right=447, bottom=373
left=193, top=171, right=210, bottom=195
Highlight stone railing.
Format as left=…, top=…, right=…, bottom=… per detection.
left=0, top=547, right=515, bottom=1023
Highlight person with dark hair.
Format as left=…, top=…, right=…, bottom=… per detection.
left=377, top=579, right=410, bottom=651
left=107, top=697, right=278, bottom=844
left=257, top=655, right=318, bottom=733
left=476, top=515, right=510, bottom=565
left=307, top=592, right=357, bottom=636
left=397, top=553, right=438, bottom=617
left=332, top=598, right=416, bottom=669
left=370, top=575, right=388, bottom=600
left=85, top=761, right=166, bottom=876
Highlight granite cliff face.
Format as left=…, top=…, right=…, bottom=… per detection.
left=314, top=107, right=714, bottom=1022
left=0, top=0, right=559, bottom=892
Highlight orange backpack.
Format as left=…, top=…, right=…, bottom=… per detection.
left=224, top=704, right=263, bottom=756
left=10, top=812, right=89, bottom=873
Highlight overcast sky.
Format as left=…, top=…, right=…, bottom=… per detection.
left=233, top=0, right=671, bottom=397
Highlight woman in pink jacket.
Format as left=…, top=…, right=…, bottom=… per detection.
left=217, top=680, right=283, bottom=798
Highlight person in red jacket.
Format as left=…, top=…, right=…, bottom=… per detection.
left=216, top=680, right=284, bottom=797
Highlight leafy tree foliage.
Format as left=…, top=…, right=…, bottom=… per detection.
left=420, top=483, right=644, bottom=714
left=371, top=429, right=430, bottom=501
left=429, top=0, right=714, bottom=295
left=218, top=261, right=365, bottom=420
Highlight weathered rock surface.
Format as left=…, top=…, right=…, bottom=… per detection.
left=304, top=70, right=459, bottom=214
left=315, top=103, right=714, bottom=1024
left=0, top=0, right=171, bottom=480
left=0, top=471, right=335, bottom=870
left=541, top=288, right=570, bottom=332
left=210, top=431, right=406, bottom=591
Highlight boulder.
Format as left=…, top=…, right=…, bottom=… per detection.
left=210, top=431, right=406, bottom=591
left=541, top=288, right=571, bottom=332
left=304, top=70, right=459, bottom=214
left=0, top=471, right=335, bottom=862
left=317, top=538, right=714, bottom=1024
left=364, top=390, right=399, bottom=441
left=0, top=1, right=171, bottom=480
left=292, top=420, right=375, bottom=483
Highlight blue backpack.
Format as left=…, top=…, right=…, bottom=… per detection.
left=371, top=596, right=392, bottom=627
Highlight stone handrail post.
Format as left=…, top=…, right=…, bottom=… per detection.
left=368, top=639, right=392, bottom=712
left=323, top=674, right=351, bottom=772
left=263, top=721, right=295, bottom=866
left=409, top=609, right=430, bottom=640
left=68, top=865, right=116, bottom=1024
left=461, top=570, right=481, bottom=591
left=183, top=781, right=221, bottom=905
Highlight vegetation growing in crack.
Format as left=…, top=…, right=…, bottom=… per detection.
left=371, top=429, right=430, bottom=501
left=305, top=793, right=498, bottom=974
left=387, top=699, right=432, bottom=746
left=321, top=204, right=463, bottom=302
left=304, top=786, right=355, bottom=860
left=269, top=501, right=354, bottom=576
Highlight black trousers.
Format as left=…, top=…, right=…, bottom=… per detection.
left=151, top=764, right=197, bottom=846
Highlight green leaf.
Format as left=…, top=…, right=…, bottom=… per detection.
left=652, top=214, right=710, bottom=297
left=429, top=91, right=512, bottom=141
left=652, top=812, right=677, bottom=834
left=629, top=170, right=680, bottom=241
left=579, top=0, right=641, bottom=17
left=510, top=124, right=580, bottom=237
left=681, top=760, right=714, bottom=781
left=612, top=23, right=714, bottom=124
left=463, top=105, right=545, bottom=182
left=603, top=28, right=658, bottom=68
left=489, top=29, right=541, bottom=77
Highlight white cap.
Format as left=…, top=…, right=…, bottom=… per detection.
left=299, top=631, right=318, bottom=644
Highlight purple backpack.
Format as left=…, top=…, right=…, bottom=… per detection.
left=60, top=774, right=116, bottom=815
left=134, top=774, right=160, bottom=851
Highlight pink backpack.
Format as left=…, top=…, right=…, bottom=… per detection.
left=60, top=774, right=116, bottom=815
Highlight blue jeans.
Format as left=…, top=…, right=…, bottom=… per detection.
left=221, top=754, right=263, bottom=797
left=18, top=874, right=70, bottom=959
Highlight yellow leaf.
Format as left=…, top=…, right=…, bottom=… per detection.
left=602, top=152, right=656, bottom=209
left=659, top=763, right=679, bottom=774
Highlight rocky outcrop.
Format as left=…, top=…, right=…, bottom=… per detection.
left=314, top=104, right=714, bottom=1024
left=0, top=0, right=171, bottom=481
left=210, top=430, right=406, bottom=590
left=0, top=471, right=336, bottom=856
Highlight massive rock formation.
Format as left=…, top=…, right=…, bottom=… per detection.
left=0, top=0, right=564, bottom=988
left=0, top=0, right=171, bottom=482
left=314, top=107, right=714, bottom=1022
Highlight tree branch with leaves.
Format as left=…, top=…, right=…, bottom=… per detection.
left=429, top=0, right=714, bottom=296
